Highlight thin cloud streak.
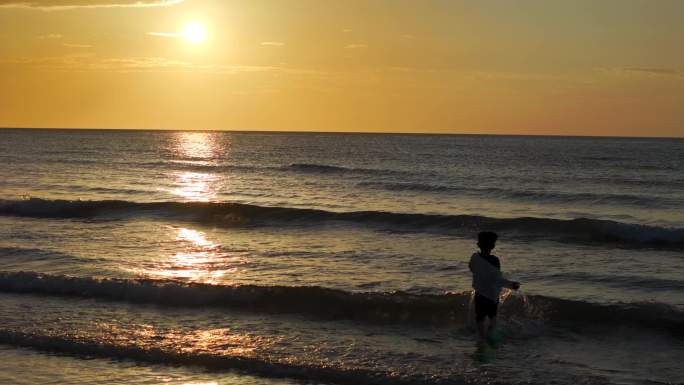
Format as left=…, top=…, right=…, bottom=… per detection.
left=621, top=67, right=680, bottom=76
left=38, top=33, right=63, bottom=39
left=0, top=55, right=307, bottom=75
left=605, top=67, right=683, bottom=79
left=62, top=42, right=93, bottom=48
left=344, top=44, right=368, bottom=49
left=0, top=0, right=184, bottom=11
left=148, top=31, right=182, bottom=39
left=261, top=41, right=285, bottom=47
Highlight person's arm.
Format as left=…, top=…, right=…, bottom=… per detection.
left=498, top=274, right=520, bottom=290
left=494, top=256, right=520, bottom=290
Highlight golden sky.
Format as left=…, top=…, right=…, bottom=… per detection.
left=0, top=0, right=682, bottom=136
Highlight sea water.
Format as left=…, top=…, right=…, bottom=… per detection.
left=0, top=128, right=682, bottom=384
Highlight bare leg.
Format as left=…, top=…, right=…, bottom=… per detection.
left=488, top=317, right=497, bottom=336
left=477, top=319, right=488, bottom=342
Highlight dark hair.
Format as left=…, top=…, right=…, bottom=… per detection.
left=477, top=231, right=498, bottom=248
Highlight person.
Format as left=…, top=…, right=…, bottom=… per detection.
left=468, top=231, right=520, bottom=343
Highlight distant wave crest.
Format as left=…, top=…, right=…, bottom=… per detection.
left=358, top=181, right=681, bottom=208
left=284, top=163, right=357, bottom=173
left=280, top=163, right=404, bottom=176
left=1, top=198, right=683, bottom=249
left=141, top=160, right=400, bottom=177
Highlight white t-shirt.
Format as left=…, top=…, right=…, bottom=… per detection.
left=468, top=252, right=514, bottom=301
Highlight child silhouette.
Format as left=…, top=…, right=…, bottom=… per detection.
left=469, top=231, right=520, bottom=343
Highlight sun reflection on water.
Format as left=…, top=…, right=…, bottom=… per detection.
left=177, top=227, right=215, bottom=247
left=171, top=171, right=221, bottom=202
left=174, top=131, right=221, bottom=160
left=186, top=328, right=259, bottom=357
left=183, top=383, right=218, bottom=385
left=141, top=227, right=246, bottom=284
left=167, top=131, right=227, bottom=202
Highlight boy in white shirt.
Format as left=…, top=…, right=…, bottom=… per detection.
left=469, top=231, right=520, bottom=343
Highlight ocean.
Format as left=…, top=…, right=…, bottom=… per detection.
left=0, top=128, right=682, bottom=385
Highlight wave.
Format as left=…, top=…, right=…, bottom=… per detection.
left=1, top=272, right=682, bottom=335
left=581, top=156, right=633, bottom=162
left=136, top=161, right=269, bottom=174
left=358, top=181, right=458, bottom=193
left=136, top=160, right=403, bottom=177
left=539, top=271, right=684, bottom=291
left=0, top=271, right=470, bottom=325
left=358, top=181, right=680, bottom=208
left=72, top=186, right=150, bottom=195
left=0, top=247, right=83, bottom=263
left=0, top=330, right=421, bottom=385
left=281, top=163, right=411, bottom=177
left=2, top=198, right=683, bottom=249
left=284, top=163, right=358, bottom=173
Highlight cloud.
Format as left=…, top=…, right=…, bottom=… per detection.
left=62, top=42, right=92, bottom=48
left=96, top=57, right=273, bottom=73
left=619, top=67, right=680, bottom=76
left=0, top=53, right=96, bottom=67
left=148, top=31, right=181, bottom=39
left=0, top=54, right=298, bottom=75
left=344, top=43, right=368, bottom=49
left=606, top=67, right=683, bottom=80
left=38, top=33, right=63, bottom=39
left=0, top=0, right=184, bottom=11
left=260, top=41, right=285, bottom=47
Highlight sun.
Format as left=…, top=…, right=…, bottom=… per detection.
left=182, top=22, right=207, bottom=44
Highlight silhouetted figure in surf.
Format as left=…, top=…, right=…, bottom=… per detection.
left=469, top=231, right=520, bottom=344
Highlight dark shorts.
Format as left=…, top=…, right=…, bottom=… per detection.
left=474, top=292, right=498, bottom=321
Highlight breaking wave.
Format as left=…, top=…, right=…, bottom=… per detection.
left=1, top=272, right=682, bottom=335
left=1, top=198, right=683, bottom=249
left=0, top=330, right=422, bottom=385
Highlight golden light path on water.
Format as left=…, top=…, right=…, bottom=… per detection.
left=175, top=131, right=221, bottom=159
left=144, top=133, right=244, bottom=283
left=167, top=131, right=226, bottom=202
left=141, top=227, right=245, bottom=284
left=184, top=383, right=217, bottom=385
left=171, top=171, right=221, bottom=202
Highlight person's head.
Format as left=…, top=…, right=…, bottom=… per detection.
left=477, top=231, right=498, bottom=254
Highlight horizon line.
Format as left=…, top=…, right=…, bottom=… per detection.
left=0, top=126, right=682, bottom=140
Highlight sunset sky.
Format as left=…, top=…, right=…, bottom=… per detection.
left=0, top=0, right=682, bottom=137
